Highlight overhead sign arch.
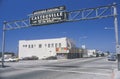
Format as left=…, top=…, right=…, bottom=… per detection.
left=1, top=3, right=119, bottom=70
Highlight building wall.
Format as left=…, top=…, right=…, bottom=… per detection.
left=87, top=49, right=97, bottom=57
left=19, top=37, right=75, bottom=59
left=81, top=49, right=88, bottom=57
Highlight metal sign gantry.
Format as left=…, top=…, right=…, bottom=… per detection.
left=4, top=4, right=116, bottom=30
left=1, top=3, right=119, bottom=70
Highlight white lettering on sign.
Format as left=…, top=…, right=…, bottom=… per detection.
left=33, top=6, right=65, bottom=15
left=30, top=11, right=68, bottom=26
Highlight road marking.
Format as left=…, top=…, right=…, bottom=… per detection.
left=0, top=67, right=111, bottom=77
left=37, top=68, right=111, bottom=76
left=0, top=57, right=114, bottom=78
left=11, top=67, right=112, bottom=75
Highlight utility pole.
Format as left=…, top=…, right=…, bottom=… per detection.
left=113, top=3, right=120, bottom=71
left=1, top=22, right=6, bottom=68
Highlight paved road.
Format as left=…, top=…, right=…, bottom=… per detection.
left=0, top=57, right=117, bottom=79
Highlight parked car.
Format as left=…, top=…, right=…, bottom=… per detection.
left=0, top=57, right=19, bottom=62
left=107, top=55, right=116, bottom=61
left=42, top=56, right=57, bottom=60
left=8, top=57, right=19, bottom=62
left=0, top=58, right=10, bottom=62
left=22, top=56, right=39, bottom=60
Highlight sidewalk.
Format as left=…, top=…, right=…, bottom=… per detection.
left=113, top=69, right=120, bottom=79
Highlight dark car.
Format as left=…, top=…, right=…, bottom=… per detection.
left=42, top=56, right=57, bottom=60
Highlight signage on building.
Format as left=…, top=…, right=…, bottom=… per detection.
left=30, top=6, right=68, bottom=26
left=56, top=47, right=69, bottom=53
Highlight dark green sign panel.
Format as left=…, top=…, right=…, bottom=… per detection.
left=30, top=12, right=68, bottom=26
left=30, top=6, right=68, bottom=26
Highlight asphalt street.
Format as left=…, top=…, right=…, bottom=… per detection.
left=0, top=57, right=117, bottom=79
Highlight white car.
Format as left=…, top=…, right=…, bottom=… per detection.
left=0, top=58, right=9, bottom=62
left=0, top=58, right=19, bottom=62
left=8, top=58, right=19, bottom=62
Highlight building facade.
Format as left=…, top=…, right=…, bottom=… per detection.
left=87, top=49, right=98, bottom=57
left=18, top=37, right=76, bottom=59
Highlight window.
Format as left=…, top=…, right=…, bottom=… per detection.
left=55, top=43, right=57, bottom=48
left=25, top=45, right=27, bottom=47
left=48, top=44, right=50, bottom=48
left=51, top=43, right=54, bottom=47
left=31, top=45, right=34, bottom=48
left=39, top=44, right=42, bottom=48
left=25, top=44, right=35, bottom=48
left=28, top=45, right=31, bottom=48
left=59, top=43, right=61, bottom=47
left=23, top=45, right=27, bottom=47
left=23, top=45, right=25, bottom=47
left=34, top=44, right=36, bottom=47
left=45, top=44, right=47, bottom=47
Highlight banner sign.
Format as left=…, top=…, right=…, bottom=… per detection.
left=30, top=6, right=68, bottom=26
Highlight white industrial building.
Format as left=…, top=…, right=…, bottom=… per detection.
left=18, top=37, right=76, bottom=59
left=87, top=49, right=98, bottom=57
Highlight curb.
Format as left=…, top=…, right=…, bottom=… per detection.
left=112, top=69, right=120, bottom=79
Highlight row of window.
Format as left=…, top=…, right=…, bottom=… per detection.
left=22, top=43, right=62, bottom=48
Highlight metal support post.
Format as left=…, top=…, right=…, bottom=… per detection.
left=1, top=22, right=6, bottom=68
left=113, top=3, right=120, bottom=71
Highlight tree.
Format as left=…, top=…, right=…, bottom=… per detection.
left=106, top=51, right=110, bottom=55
